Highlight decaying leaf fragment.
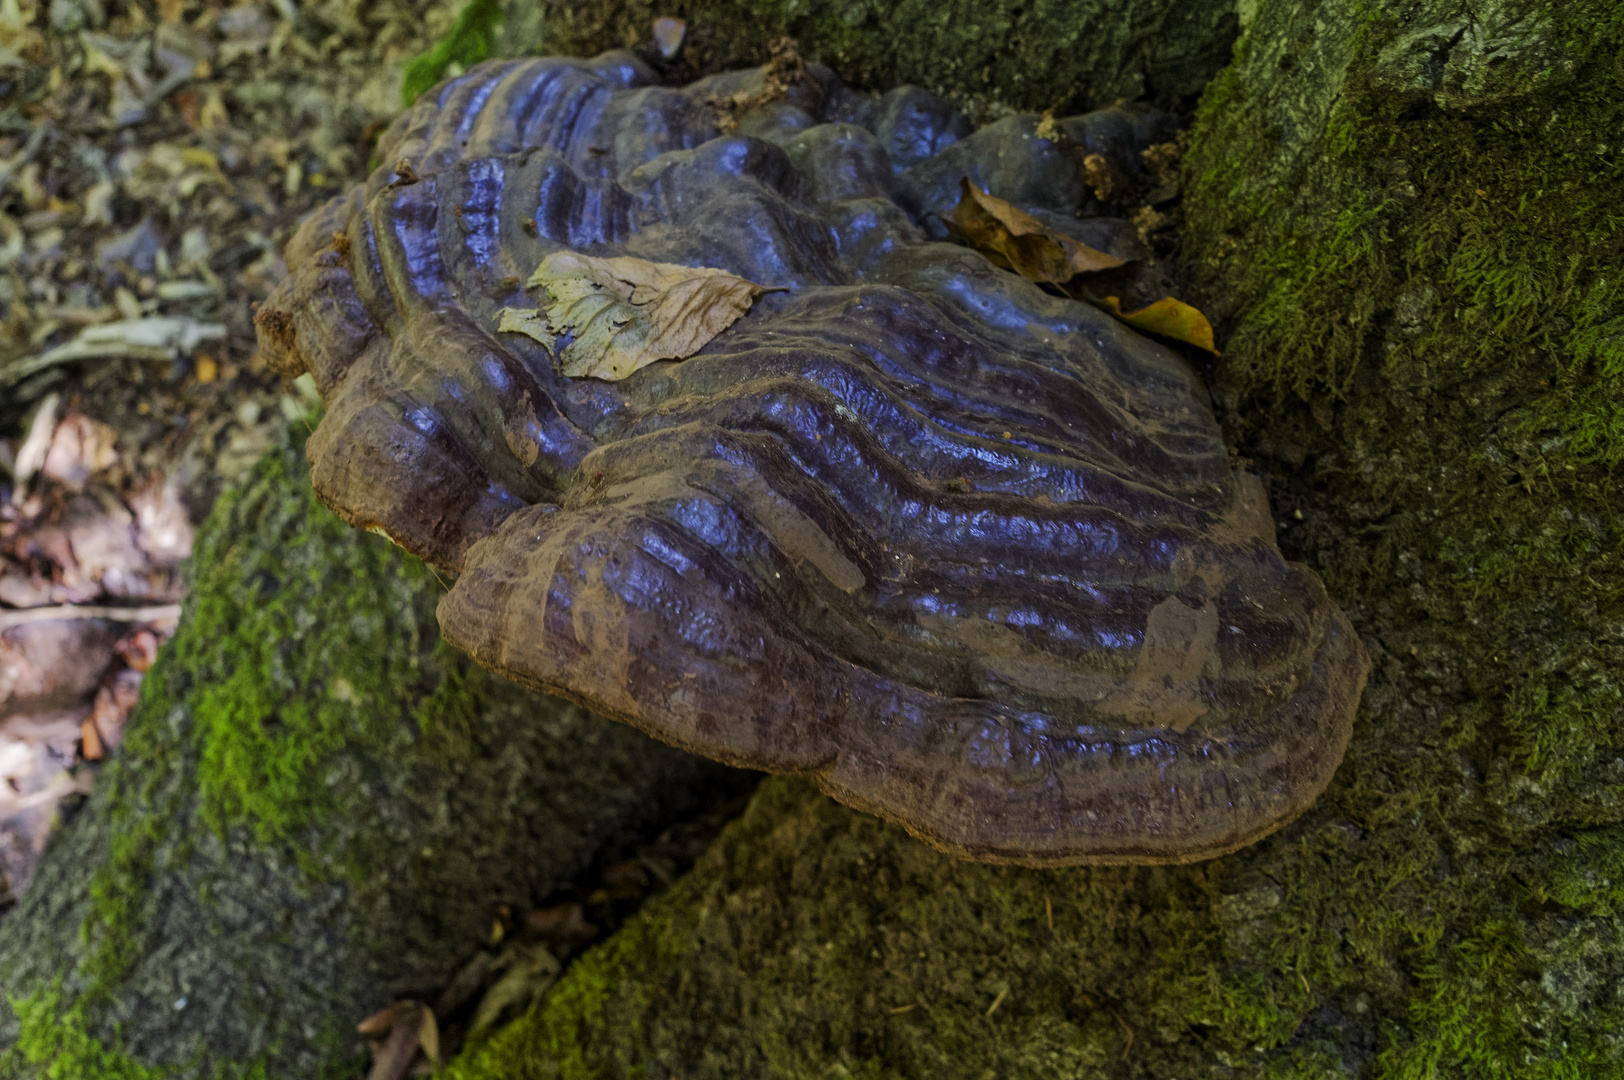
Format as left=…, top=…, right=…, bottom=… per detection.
left=520, top=250, right=776, bottom=382
left=947, top=178, right=1124, bottom=285
left=494, top=306, right=554, bottom=354
left=1099, top=295, right=1218, bottom=354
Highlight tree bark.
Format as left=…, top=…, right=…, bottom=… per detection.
left=0, top=432, right=749, bottom=1078
left=501, top=0, right=1239, bottom=119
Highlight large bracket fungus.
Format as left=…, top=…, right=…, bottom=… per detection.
left=255, top=50, right=1369, bottom=866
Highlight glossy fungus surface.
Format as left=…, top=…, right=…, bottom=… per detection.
left=256, top=51, right=1369, bottom=866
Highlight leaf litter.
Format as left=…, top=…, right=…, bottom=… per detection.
left=0, top=0, right=481, bottom=915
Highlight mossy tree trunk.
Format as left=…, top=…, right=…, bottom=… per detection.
left=499, top=0, right=1239, bottom=119
left=432, top=2, right=1624, bottom=1078
left=0, top=433, right=749, bottom=1079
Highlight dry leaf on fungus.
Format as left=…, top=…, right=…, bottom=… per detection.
left=1098, top=295, right=1218, bottom=354
left=947, top=178, right=1124, bottom=285
left=520, top=251, right=777, bottom=382
left=494, top=306, right=554, bottom=354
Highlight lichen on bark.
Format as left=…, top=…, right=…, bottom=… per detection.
left=433, top=1, right=1624, bottom=1077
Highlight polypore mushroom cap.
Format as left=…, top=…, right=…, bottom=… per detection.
left=255, top=51, right=1369, bottom=866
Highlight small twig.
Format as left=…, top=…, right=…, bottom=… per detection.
left=424, top=563, right=452, bottom=592
left=985, top=988, right=1008, bottom=1018
left=1045, top=895, right=1053, bottom=930
left=887, top=1004, right=914, bottom=1015
left=0, top=603, right=182, bottom=630
left=1111, top=1008, right=1134, bottom=1060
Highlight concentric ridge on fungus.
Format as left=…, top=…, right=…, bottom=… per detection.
left=255, top=50, right=1370, bottom=866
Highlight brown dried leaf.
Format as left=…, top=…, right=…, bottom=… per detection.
left=526, top=251, right=777, bottom=382
left=79, top=716, right=104, bottom=760
left=947, top=178, right=1124, bottom=285
left=1099, top=295, right=1219, bottom=354
left=357, top=1000, right=417, bottom=1036
left=417, top=1008, right=439, bottom=1064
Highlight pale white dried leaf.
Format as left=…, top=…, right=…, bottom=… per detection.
left=494, top=306, right=555, bottom=355
left=525, top=250, right=776, bottom=382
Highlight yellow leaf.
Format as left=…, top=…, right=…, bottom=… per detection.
left=526, top=251, right=777, bottom=381
left=1098, top=295, right=1219, bottom=354
left=946, top=178, right=1124, bottom=285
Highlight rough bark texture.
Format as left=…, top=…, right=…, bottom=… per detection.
left=498, top=0, right=1239, bottom=121
left=0, top=431, right=747, bottom=1079
left=435, top=1, right=1624, bottom=1078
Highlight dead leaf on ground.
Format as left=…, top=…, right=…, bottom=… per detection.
left=1097, top=295, right=1219, bottom=354
left=521, top=251, right=777, bottom=382
left=947, top=178, right=1125, bottom=285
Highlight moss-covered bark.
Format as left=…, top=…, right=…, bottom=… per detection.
left=0, top=432, right=746, bottom=1079
left=499, top=0, right=1237, bottom=118
left=435, top=2, right=1624, bottom=1078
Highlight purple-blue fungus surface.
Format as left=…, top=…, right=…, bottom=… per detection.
left=256, top=50, right=1368, bottom=866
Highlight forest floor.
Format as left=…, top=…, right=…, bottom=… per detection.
left=0, top=0, right=461, bottom=912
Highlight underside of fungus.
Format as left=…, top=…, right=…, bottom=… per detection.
left=255, top=49, right=1370, bottom=866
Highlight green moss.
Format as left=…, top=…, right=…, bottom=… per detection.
left=441, top=779, right=1219, bottom=1079
left=402, top=0, right=504, bottom=106
left=1, top=986, right=271, bottom=1080
left=0, top=424, right=736, bottom=1078
left=177, top=450, right=442, bottom=851
left=448, top=904, right=692, bottom=1080
left=1184, top=2, right=1624, bottom=467
left=74, top=435, right=480, bottom=993
left=1, top=986, right=169, bottom=1080
left=1178, top=0, right=1624, bottom=1074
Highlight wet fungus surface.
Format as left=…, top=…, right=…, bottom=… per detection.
left=255, top=50, right=1370, bottom=867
